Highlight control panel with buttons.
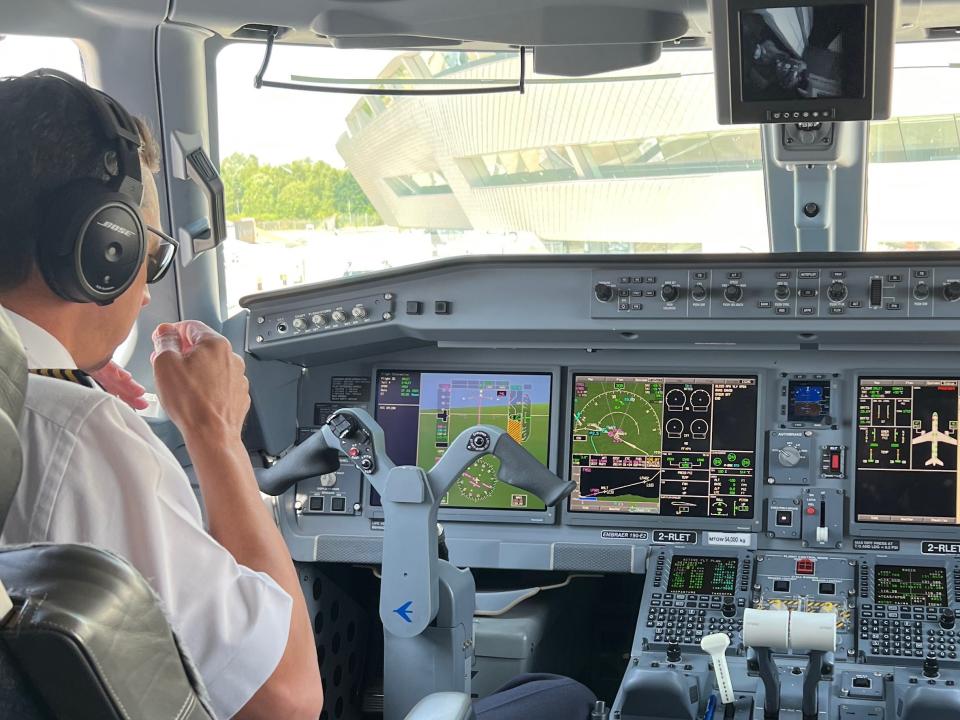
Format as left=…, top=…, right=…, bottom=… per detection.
left=592, top=266, right=960, bottom=319
left=641, top=548, right=754, bottom=651
left=253, top=292, right=396, bottom=344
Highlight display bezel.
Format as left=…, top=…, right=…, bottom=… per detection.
left=368, top=365, right=562, bottom=524
left=851, top=373, right=960, bottom=539
left=561, top=368, right=764, bottom=531
left=718, top=0, right=878, bottom=124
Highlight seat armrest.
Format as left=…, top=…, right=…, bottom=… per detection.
left=405, top=692, right=475, bottom=720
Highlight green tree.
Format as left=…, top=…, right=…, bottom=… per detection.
left=220, top=152, right=380, bottom=225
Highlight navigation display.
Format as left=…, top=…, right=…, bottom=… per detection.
left=739, top=5, right=867, bottom=101
left=668, top=556, right=739, bottom=596
left=874, top=565, right=949, bottom=607
left=856, top=378, right=960, bottom=525
left=375, top=370, right=552, bottom=511
left=568, top=375, right=758, bottom=518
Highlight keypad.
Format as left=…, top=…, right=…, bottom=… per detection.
left=859, top=604, right=957, bottom=659
left=647, top=593, right=743, bottom=645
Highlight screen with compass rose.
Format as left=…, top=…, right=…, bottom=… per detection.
left=568, top=374, right=758, bottom=518
left=375, top=370, right=553, bottom=511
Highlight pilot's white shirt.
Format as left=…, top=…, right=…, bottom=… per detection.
left=0, top=309, right=292, bottom=720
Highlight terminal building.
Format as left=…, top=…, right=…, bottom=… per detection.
left=336, top=49, right=960, bottom=254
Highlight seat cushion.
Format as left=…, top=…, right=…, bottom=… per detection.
left=0, top=543, right=214, bottom=720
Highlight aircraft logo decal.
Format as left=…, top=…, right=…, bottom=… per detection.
left=393, top=601, right=413, bottom=623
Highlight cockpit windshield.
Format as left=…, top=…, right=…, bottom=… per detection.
left=216, top=40, right=960, bottom=310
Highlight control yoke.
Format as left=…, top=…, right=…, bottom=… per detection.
left=254, top=408, right=575, bottom=638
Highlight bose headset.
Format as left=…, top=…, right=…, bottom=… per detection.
left=26, top=69, right=147, bottom=305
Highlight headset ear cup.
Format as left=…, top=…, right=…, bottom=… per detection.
left=39, top=180, right=146, bottom=305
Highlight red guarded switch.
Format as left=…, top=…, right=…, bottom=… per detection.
left=796, top=558, right=816, bottom=575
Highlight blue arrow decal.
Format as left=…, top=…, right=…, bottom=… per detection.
left=393, top=601, right=413, bottom=623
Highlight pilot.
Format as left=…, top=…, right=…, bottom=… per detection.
left=0, top=72, right=323, bottom=719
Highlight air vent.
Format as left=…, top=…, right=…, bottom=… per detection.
left=232, top=24, right=293, bottom=41
left=926, top=27, right=960, bottom=40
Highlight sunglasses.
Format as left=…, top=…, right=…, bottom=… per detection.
left=145, top=225, right=179, bottom=284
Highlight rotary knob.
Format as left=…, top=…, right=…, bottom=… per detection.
left=827, top=282, right=848, bottom=303
left=319, top=472, right=338, bottom=488
left=331, top=310, right=347, bottom=323
left=944, top=281, right=960, bottom=302
left=941, top=608, right=956, bottom=630
left=661, top=284, right=680, bottom=303
left=594, top=282, right=615, bottom=303
left=311, top=313, right=327, bottom=327
left=774, top=284, right=790, bottom=301
left=722, top=597, right=737, bottom=618
left=691, top=283, right=707, bottom=302
left=292, top=317, right=307, bottom=331
left=724, top=284, right=743, bottom=303
left=352, top=306, right=368, bottom=319
left=914, top=282, right=930, bottom=301
left=777, top=445, right=803, bottom=467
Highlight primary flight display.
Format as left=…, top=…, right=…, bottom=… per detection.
left=375, top=370, right=552, bottom=510
left=567, top=375, right=758, bottom=518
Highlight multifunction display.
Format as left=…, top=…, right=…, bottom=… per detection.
left=667, top=556, right=739, bottom=596
left=568, top=375, right=758, bottom=518
left=874, top=565, right=949, bottom=607
left=857, top=378, right=960, bottom=525
left=375, top=371, right=552, bottom=511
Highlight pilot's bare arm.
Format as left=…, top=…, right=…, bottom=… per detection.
left=152, top=321, right=323, bottom=720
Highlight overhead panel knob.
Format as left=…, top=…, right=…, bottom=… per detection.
left=724, top=284, right=743, bottom=303
left=944, top=281, right=960, bottom=302
left=311, top=313, right=327, bottom=326
left=594, top=282, right=615, bottom=303
left=352, top=306, right=368, bottom=319
left=827, top=282, right=848, bottom=303
left=292, top=317, right=306, bottom=331
left=331, top=310, right=347, bottom=323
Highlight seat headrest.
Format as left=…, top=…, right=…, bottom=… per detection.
left=0, top=307, right=27, bottom=531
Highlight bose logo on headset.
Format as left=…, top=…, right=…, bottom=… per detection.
left=96, top=220, right=137, bottom=238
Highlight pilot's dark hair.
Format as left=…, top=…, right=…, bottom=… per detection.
left=0, top=72, right=160, bottom=293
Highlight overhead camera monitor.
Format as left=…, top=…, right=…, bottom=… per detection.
left=375, top=370, right=553, bottom=511
left=856, top=378, right=960, bottom=526
left=711, top=0, right=895, bottom=123
left=568, top=375, right=758, bottom=519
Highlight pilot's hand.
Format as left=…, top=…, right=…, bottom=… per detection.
left=91, top=361, right=150, bottom=411
left=150, top=320, right=250, bottom=441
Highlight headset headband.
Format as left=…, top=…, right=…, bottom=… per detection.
left=24, top=69, right=144, bottom=206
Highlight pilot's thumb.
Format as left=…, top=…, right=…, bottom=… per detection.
left=151, top=323, right=183, bottom=364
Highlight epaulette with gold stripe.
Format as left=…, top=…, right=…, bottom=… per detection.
left=29, top=368, right=95, bottom=388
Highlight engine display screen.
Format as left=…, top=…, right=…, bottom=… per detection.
left=788, top=380, right=831, bottom=422
left=739, top=4, right=867, bottom=101
left=667, top=556, right=739, bottom=596
left=568, top=375, right=758, bottom=518
left=874, top=565, right=949, bottom=607
left=375, top=370, right=552, bottom=511
left=856, top=378, right=960, bottom=525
